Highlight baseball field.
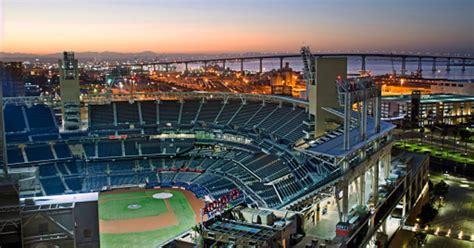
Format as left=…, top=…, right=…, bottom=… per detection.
left=98, top=188, right=204, bottom=248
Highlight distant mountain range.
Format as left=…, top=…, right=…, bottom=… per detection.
left=0, top=51, right=279, bottom=63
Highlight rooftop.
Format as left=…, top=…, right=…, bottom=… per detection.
left=382, top=94, right=474, bottom=104
left=307, top=111, right=395, bottom=158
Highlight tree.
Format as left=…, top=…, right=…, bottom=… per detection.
left=440, top=125, right=449, bottom=158
left=433, top=180, right=449, bottom=199
left=414, top=231, right=427, bottom=248
left=428, top=179, right=434, bottom=191
left=459, top=128, right=470, bottom=155
left=419, top=127, right=425, bottom=145
left=417, top=203, right=438, bottom=225
left=452, top=127, right=459, bottom=153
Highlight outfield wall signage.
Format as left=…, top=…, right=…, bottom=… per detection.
left=202, top=189, right=240, bottom=218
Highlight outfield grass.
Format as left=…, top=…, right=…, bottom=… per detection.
left=99, top=189, right=197, bottom=248
left=99, top=196, right=167, bottom=221
left=395, top=142, right=474, bottom=165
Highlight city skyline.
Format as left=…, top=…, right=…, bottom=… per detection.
left=1, top=0, right=473, bottom=54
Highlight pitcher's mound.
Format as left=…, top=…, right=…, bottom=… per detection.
left=153, top=192, right=173, bottom=199
left=128, top=204, right=142, bottom=209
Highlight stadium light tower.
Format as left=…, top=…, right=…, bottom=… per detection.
left=59, top=52, right=81, bottom=131
left=335, top=77, right=381, bottom=150
left=300, top=46, right=316, bottom=100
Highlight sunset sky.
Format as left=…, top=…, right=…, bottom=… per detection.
left=1, top=0, right=473, bottom=54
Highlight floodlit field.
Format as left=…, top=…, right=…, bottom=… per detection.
left=99, top=188, right=204, bottom=248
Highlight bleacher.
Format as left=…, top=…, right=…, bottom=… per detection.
left=115, top=101, right=139, bottom=124
left=215, top=100, right=241, bottom=125
left=25, top=145, right=54, bottom=162
left=6, top=133, right=30, bottom=143
left=89, top=104, right=114, bottom=127
left=180, top=100, right=200, bottom=124
left=41, top=176, right=66, bottom=195
left=231, top=102, right=261, bottom=127
left=64, top=177, right=82, bottom=191
left=98, top=141, right=122, bottom=157
left=24, top=104, right=56, bottom=130
left=196, top=100, right=223, bottom=123
left=159, top=100, right=180, bottom=125
left=7, top=147, right=24, bottom=164
left=4, top=105, right=27, bottom=132
left=3, top=96, right=323, bottom=209
left=54, top=143, right=72, bottom=159
left=140, top=101, right=157, bottom=125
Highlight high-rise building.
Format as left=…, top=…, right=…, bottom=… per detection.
left=410, top=90, right=421, bottom=127
left=0, top=62, right=25, bottom=97
left=59, top=52, right=81, bottom=131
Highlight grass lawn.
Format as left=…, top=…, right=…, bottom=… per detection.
left=395, top=142, right=474, bottom=165
left=99, top=196, right=167, bottom=221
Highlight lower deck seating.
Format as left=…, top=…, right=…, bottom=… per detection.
left=41, top=177, right=65, bottom=195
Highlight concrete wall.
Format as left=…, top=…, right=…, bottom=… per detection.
left=75, top=201, right=100, bottom=248
left=308, top=57, right=348, bottom=137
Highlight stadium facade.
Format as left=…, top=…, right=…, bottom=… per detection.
left=0, top=53, right=429, bottom=248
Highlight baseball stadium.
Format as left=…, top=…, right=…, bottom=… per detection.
left=0, top=51, right=431, bottom=248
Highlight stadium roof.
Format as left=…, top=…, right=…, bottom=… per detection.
left=307, top=113, right=395, bottom=158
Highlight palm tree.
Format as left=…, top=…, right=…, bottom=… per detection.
left=419, top=127, right=425, bottom=145
left=459, top=128, right=470, bottom=156
left=441, top=125, right=449, bottom=159
left=452, top=127, right=459, bottom=154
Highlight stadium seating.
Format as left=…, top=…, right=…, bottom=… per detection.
left=196, top=100, right=222, bottom=123
left=83, top=142, right=96, bottom=158
left=4, top=105, right=27, bottom=133
left=140, top=101, right=157, bottom=124
left=159, top=100, right=180, bottom=125
left=98, top=141, right=122, bottom=157
left=124, top=140, right=139, bottom=155
left=64, top=177, right=82, bottom=191
left=6, top=133, right=30, bottom=143
left=115, top=101, right=140, bottom=124
left=54, top=143, right=72, bottom=159
left=89, top=104, right=114, bottom=126
left=41, top=176, right=65, bottom=195
left=215, top=100, right=241, bottom=125
left=230, top=102, right=261, bottom=127
left=25, top=145, right=54, bottom=162
left=6, top=96, right=333, bottom=210
left=244, top=103, right=278, bottom=128
left=180, top=100, right=201, bottom=124
left=7, top=147, right=24, bottom=164
left=24, top=104, right=56, bottom=130
left=39, top=163, right=58, bottom=177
